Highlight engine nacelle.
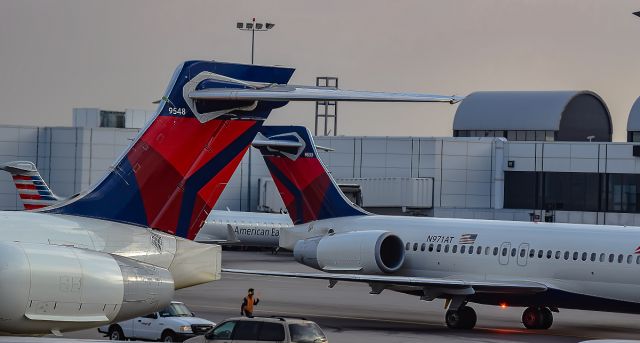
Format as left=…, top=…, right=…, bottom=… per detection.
left=0, top=241, right=173, bottom=334
left=293, top=230, right=405, bottom=274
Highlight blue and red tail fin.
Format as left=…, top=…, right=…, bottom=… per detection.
left=255, top=126, right=368, bottom=225
left=0, top=161, right=61, bottom=210
left=44, top=60, right=295, bottom=239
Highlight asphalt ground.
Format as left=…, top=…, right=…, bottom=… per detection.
left=63, top=250, right=640, bottom=343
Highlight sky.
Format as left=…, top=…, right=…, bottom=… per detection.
left=0, top=0, right=639, bottom=140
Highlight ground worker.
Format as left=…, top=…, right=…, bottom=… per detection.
left=241, top=288, right=259, bottom=317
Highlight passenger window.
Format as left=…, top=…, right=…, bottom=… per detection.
left=600, top=253, right=605, bottom=262
left=618, top=254, right=624, bottom=263
left=564, top=251, right=569, bottom=260
left=208, top=321, right=236, bottom=340
left=436, top=244, right=442, bottom=252
left=627, top=255, right=633, bottom=264
left=444, top=245, right=450, bottom=253
left=452, top=245, right=458, bottom=253
left=413, top=243, right=418, bottom=251
left=484, top=247, right=490, bottom=255
left=420, top=243, right=426, bottom=252
left=520, top=249, right=526, bottom=258
left=609, top=254, right=614, bottom=263
left=637, top=255, right=640, bottom=264
left=469, top=246, right=474, bottom=254
left=428, top=244, right=434, bottom=252
left=555, top=251, right=561, bottom=259
left=572, top=252, right=578, bottom=261
left=232, top=321, right=261, bottom=340
left=258, top=322, right=285, bottom=341
left=405, top=242, right=410, bottom=251
left=537, top=250, right=543, bottom=258
left=590, top=253, right=596, bottom=262
left=461, top=246, right=466, bottom=254
left=501, top=248, right=507, bottom=256
left=581, top=252, right=587, bottom=261
left=529, top=249, right=535, bottom=258
left=493, top=247, right=498, bottom=256
left=510, top=248, right=515, bottom=257
left=476, top=246, right=482, bottom=254
left=546, top=250, right=552, bottom=259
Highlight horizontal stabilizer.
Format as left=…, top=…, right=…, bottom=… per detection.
left=190, top=85, right=462, bottom=104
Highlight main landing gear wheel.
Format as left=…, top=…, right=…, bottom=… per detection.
left=445, top=306, right=477, bottom=329
left=522, top=306, right=553, bottom=330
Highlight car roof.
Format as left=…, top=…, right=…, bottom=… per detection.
left=222, top=316, right=314, bottom=324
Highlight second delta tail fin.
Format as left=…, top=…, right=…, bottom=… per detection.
left=254, top=126, right=368, bottom=225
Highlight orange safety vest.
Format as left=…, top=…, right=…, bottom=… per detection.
left=245, top=295, right=255, bottom=313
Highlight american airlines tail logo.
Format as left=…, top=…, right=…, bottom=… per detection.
left=635, top=246, right=640, bottom=254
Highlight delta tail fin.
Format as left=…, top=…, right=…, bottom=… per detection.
left=0, top=161, right=62, bottom=210
left=254, top=126, right=368, bottom=225
left=45, top=61, right=295, bottom=239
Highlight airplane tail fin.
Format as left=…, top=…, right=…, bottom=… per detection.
left=45, top=61, right=295, bottom=239
left=254, top=126, right=368, bottom=225
left=0, top=161, right=61, bottom=210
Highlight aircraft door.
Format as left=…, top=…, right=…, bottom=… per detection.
left=499, top=242, right=511, bottom=265
left=517, top=243, right=529, bottom=266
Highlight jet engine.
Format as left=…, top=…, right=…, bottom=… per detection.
left=0, top=241, right=173, bottom=334
left=293, top=230, right=405, bottom=274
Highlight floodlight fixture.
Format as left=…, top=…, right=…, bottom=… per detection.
left=236, top=18, right=276, bottom=64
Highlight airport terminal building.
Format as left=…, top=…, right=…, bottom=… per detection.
left=2, top=92, right=640, bottom=226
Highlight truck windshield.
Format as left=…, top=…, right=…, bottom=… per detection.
left=159, top=303, right=194, bottom=317
left=289, top=323, right=327, bottom=343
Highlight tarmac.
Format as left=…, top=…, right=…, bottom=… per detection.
left=64, top=250, right=640, bottom=343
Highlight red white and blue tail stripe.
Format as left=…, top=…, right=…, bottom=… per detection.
left=0, top=161, right=61, bottom=210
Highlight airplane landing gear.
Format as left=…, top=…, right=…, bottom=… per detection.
left=522, top=306, right=553, bottom=330
left=445, top=306, right=477, bottom=329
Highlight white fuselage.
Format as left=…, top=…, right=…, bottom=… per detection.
left=197, top=210, right=292, bottom=247
left=0, top=211, right=220, bottom=334
left=283, top=215, right=640, bottom=313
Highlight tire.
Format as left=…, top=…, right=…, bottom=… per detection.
left=540, top=307, right=553, bottom=330
left=458, top=306, right=477, bottom=329
left=445, top=306, right=476, bottom=330
left=445, top=309, right=462, bottom=329
left=108, top=325, right=125, bottom=341
left=161, top=330, right=176, bottom=342
left=522, top=307, right=542, bottom=329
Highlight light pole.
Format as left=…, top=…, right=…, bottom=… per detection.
left=236, top=18, right=275, bottom=64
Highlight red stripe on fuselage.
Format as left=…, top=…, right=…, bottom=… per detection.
left=15, top=183, right=37, bottom=190
left=23, top=203, right=46, bottom=210
left=12, top=175, right=33, bottom=181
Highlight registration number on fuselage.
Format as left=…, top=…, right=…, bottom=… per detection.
left=426, top=235, right=455, bottom=243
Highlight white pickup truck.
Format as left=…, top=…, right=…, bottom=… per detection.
left=98, top=301, right=215, bottom=342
